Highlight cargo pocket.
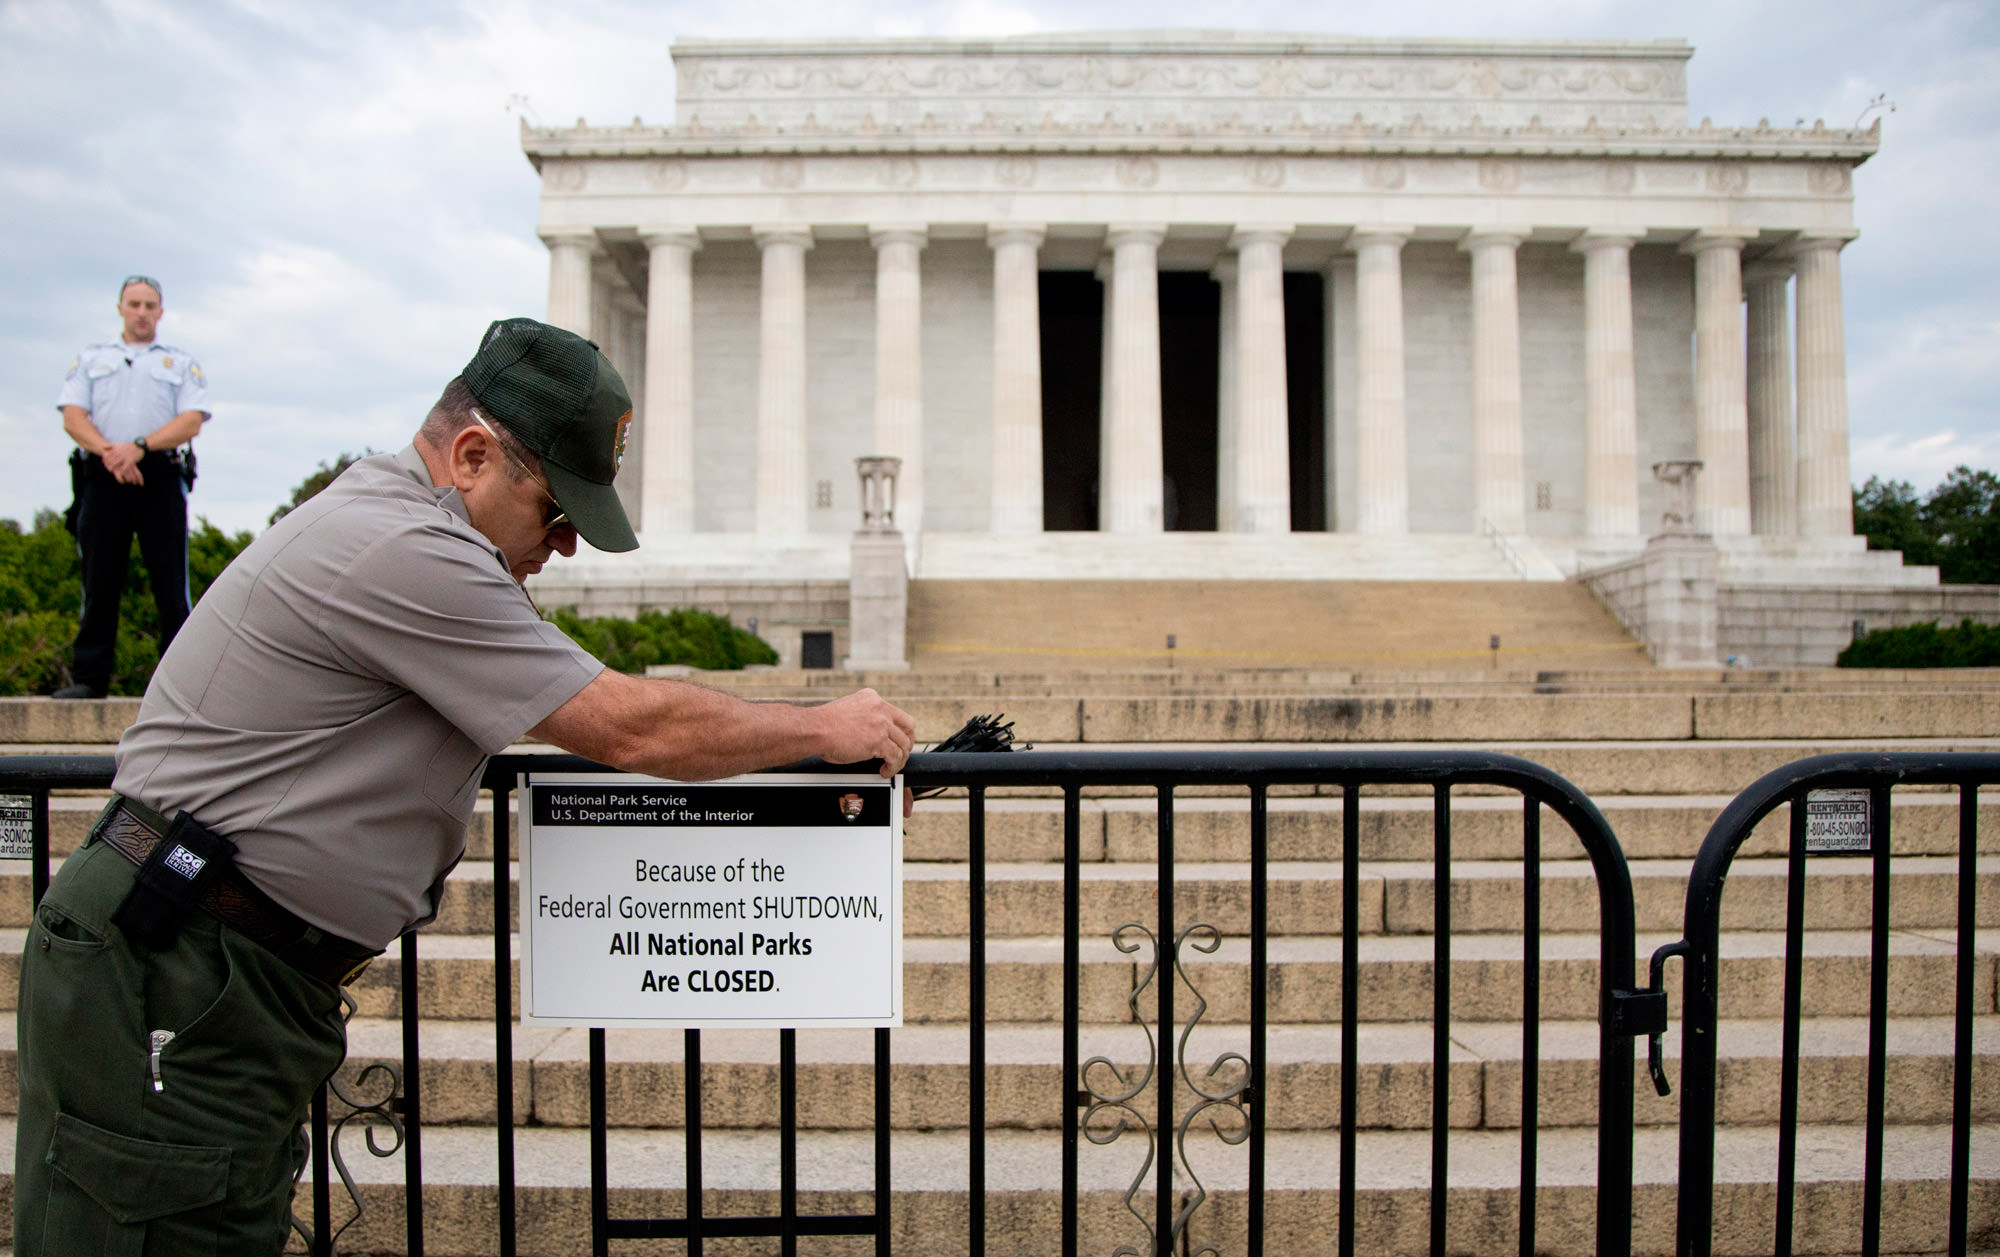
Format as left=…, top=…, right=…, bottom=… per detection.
left=40, top=1112, right=229, bottom=1256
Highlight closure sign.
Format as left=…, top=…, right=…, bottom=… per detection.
left=519, top=772, right=902, bottom=1028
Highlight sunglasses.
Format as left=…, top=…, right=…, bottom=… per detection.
left=472, top=411, right=569, bottom=531
left=120, top=275, right=163, bottom=300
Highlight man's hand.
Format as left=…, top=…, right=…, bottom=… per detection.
left=100, top=442, right=144, bottom=485
left=810, top=687, right=917, bottom=777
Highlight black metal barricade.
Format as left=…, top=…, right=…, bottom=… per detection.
left=902, top=747, right=1656, bottom=1257
left=5, top=747, right=1660, bottom=1256
left=1667, top=752, right=1998, bottom=1257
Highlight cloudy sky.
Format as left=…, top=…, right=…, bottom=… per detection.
left=2, top=0, right=1994, bottom=535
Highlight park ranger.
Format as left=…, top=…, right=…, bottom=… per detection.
left=55, top=274, right=210, bottom=698
left=15, top=317, right=915, bottom=1254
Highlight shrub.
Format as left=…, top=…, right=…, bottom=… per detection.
left=544, top=607, right=779, bottom=673
left=1837, top=619, right=2000, bottom=669
left=0, top=510, right=255, bottom=696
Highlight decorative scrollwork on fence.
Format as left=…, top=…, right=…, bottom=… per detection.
left=290, top=990, right=407, bottom=1254
left=1170, top=923, right=1253, bottom=1257
left=1082, top=922, right=1161, bottom=1257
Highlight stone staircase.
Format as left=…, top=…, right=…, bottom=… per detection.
left=904, top=578, right=1646, bottom=672
left=0, top=674, right=1996, bottom=1255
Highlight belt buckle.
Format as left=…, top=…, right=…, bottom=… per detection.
left=336, top=956, right=374, bottom=986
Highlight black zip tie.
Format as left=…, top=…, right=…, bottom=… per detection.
left=913, top=713, right=1030, bottom=799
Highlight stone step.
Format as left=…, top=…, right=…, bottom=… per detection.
left=1, top=1119, right=1989, bottom=1257
left=8, top=848, right=1991, bottom=940
left=4, top=930, right=1990, bottom=1026
left=9, top=689, right=2000, bottom=746
left=7, top=1014, right=1972, bottom=1137
left=25, top=780, right=2000, bottom=866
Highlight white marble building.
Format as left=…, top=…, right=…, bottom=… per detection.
left=522, top=31, right=1917, bottom=602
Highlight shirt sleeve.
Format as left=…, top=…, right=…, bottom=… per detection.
left=317, top=517, right=606, bottom=754
left=176, top=357, right=210, bottom=416
left=56, top=353, right=91, bottom=411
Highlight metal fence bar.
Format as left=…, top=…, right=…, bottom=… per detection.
left=1948, top=784, right=1977, bottom=1257
left=1778, top=801, right=1810, bottom=1251
left=1859, top=785, right=1892, bottom=1257
left=1519, top=798, right=1540, bottom=1257
left=1431, top=785, right=1451, bottom=1256
left=685, top=1028, right=704, bottom=1257
left=312, top=1084, right=333, bottom=1257
left=1248, top=783, right=1268, bottom=1257
left=968, top=783, right=987, bottom=1255
left=401, top=930, right=425, bottom=1257
left=1156, top=784, right=1176, bottom=1257
left=1339, top=783, right=1359, bottom=1257
left=590, top=1028, right=609, bottom=1256
left=489, top=778, right=518, bottom=1257
left=1062, top=783, right=1081, bottom=1257
left=30, top=786, right=49, bottom=907
left=874, top=1025, right=892, bottom=1256
left=781, top=1026, right=798, bottom=1257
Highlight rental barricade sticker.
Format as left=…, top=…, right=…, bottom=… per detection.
left=1804, top=788, right=1872, bottom=856
left=518, top=772, right=902, bottom=1028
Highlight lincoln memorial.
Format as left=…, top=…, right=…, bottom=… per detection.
left=519, top=31, right=1951, bottom=665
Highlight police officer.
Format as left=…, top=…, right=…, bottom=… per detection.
left=54, top=275, right=210, bottom=698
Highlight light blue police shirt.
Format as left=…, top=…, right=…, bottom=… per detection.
left=56, top=339, right=211, bottom=444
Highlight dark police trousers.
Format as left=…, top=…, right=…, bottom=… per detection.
left=15, top=839, right=348, bottom=1255
left=70, top=452, right=191, bottom=691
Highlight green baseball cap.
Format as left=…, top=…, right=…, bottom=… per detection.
left=461, top=317, right=639, bottom=552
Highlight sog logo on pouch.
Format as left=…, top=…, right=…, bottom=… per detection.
left=163, top=846, right=207, bottom=880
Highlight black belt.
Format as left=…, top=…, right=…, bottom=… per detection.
left=92, top=797, right=380, bottom=986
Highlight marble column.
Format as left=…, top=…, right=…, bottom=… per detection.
left=1210, top=256, right=1239, bottom=531
left=1230, top=226, right=1292, bottom=533
left=589, top=262, right=616, bottom=349
left=639, top=227, right=699, bottom=535
left=1573, top=230, right=1644, bottom=538
left=1351, top=226, right=1412, bottom=535
left=988, top=224, right=1046, bottom=534
left=1103, top=225, right=1166, bottom=533
left=1463, top=230, right=1528, bottom=535
left=1685, top=229, right=1757, bottom=535
left=871, top=225, right=927, bottom=538
left=606, top=294, right=646, bottom=529
left=1096, top=255, right=1116, bottom=527
left=754, top=226, right=813, bottom=535
left=1744, top=259, right=1796, bottom=537
left=541, top=227, right=596, bottom=335
left=1792, top=232, right=1858, bottom=538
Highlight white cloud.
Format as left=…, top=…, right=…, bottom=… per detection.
left=1, top=0, right=1997, bottom=534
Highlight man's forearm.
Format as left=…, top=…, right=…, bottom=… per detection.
left=60, top=406, right=113, bottom=457
left=530, top=669, right=914, bottom=782
left=146, top=409, right=205, bottom=451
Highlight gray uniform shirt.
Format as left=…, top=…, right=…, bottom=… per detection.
left=114, top=445, right=604, bottom=949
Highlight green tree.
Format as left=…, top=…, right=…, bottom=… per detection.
left=1855, top=465, right=2000, bottom=585
left=544, top=607, right=778, bottom=673
left=1853, top=476, right=1934, bottom=568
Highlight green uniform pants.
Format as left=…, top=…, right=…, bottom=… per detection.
left=15, top=838, right=349, bottom=1256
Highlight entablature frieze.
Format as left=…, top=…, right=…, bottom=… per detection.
left=521, top=117, right=1879, bottom=167
left=528, top=147, right=1866, bottom=239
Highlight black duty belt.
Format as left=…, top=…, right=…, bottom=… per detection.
left=93, top=797, right=380, bottom=986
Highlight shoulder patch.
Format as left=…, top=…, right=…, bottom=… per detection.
left=189, top=362, right=205, bottom=384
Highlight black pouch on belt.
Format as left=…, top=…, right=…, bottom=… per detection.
left=111, top=811, right=238, bottom=949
